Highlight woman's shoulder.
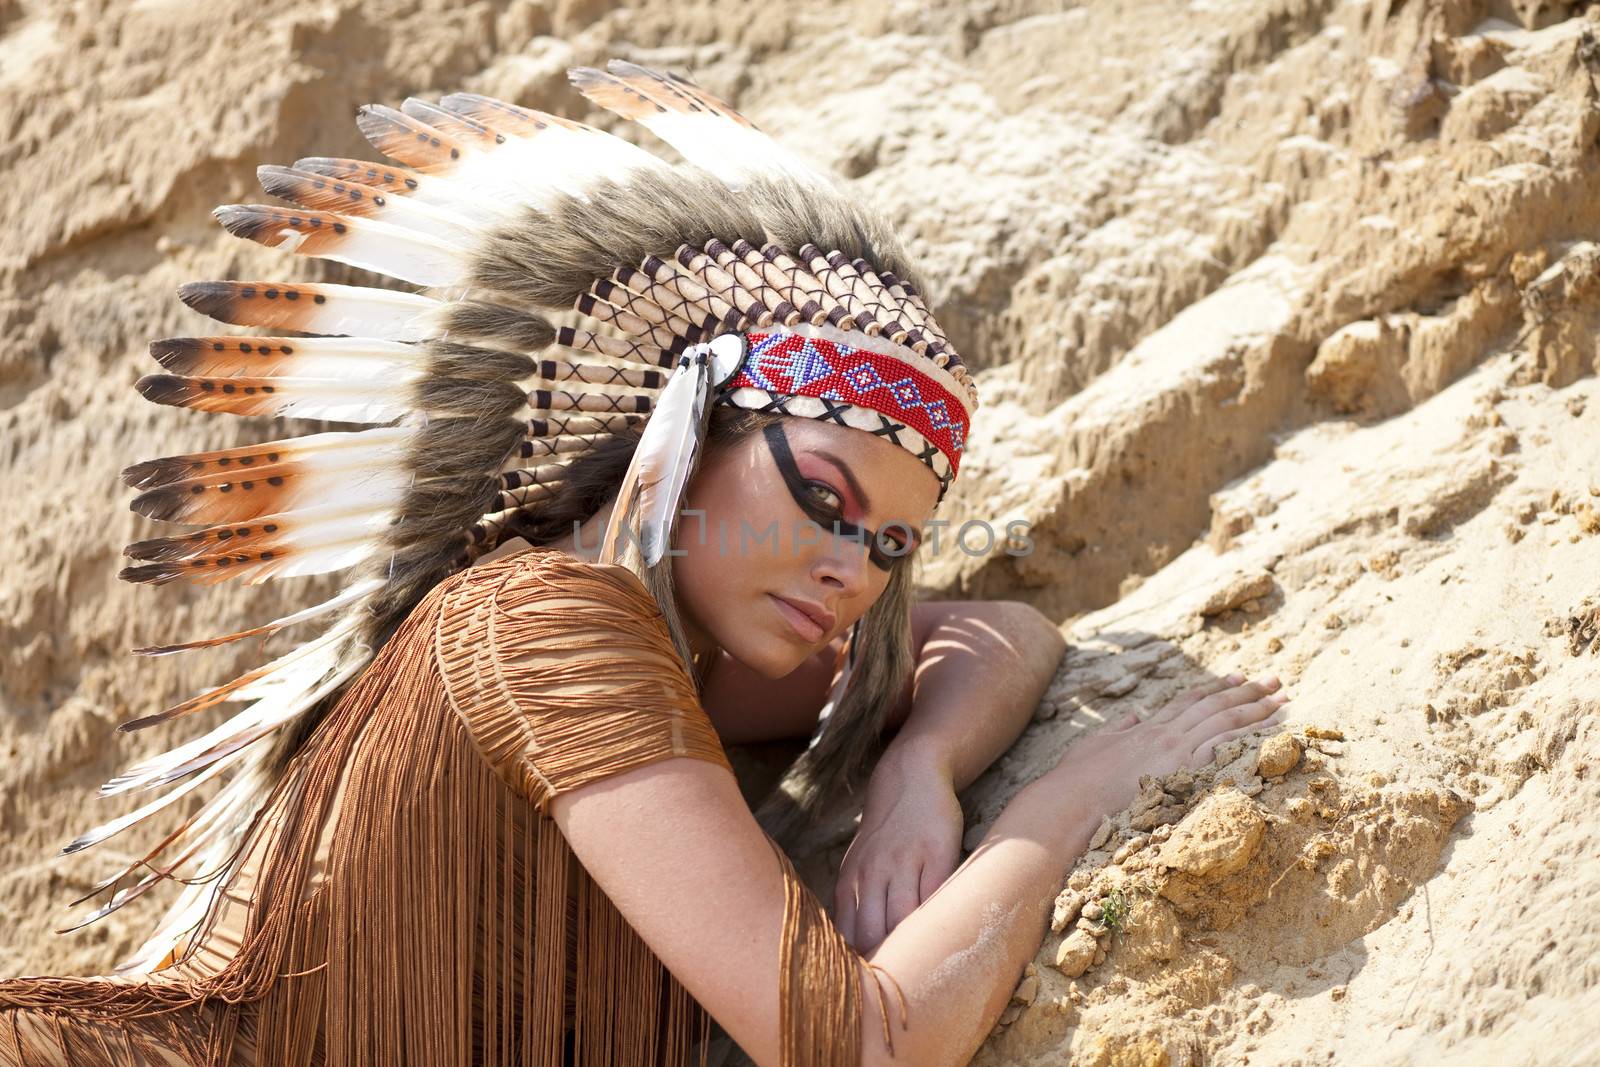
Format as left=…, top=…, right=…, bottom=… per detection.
left=433, top=542, right=695, bottom=705
left=437, top=542, right=664, bottom=634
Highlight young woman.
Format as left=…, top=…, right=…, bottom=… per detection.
left=0, top=62, right=1286, bottom=1066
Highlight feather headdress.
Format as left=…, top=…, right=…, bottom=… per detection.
left=78, top=60, right=978, bottom=971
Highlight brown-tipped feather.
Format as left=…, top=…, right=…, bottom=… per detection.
left=400, top=97, right=503, bottom=149
left=136, top=373, right=285, bottom=417
left=149, top=336, right=302, bottom=377
left=356, top=103, right=468, bottom=172
left=257, top=164, right=391, bottom=216
left=567, top=66, right=665, bottom=122
left=176, top=280, right=437, bottom=340
left=130, top=467, right=300, bottom=525
left=438, top=92, right=589, bottom=137
left=293, top=157, right=422, bottom=196
left=214, top=204, right=353, bottom=251
left=125, top=520, right=292, bottom=565
left=177, top=281, right=322, bottom=333
left=605, top=59, right=757, bottom=126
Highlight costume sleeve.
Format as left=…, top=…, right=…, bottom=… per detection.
left=434, top=548, right=734, bottom=812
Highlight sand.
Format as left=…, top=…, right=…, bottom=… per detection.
left=1, top=0, right=1597, bottom=1063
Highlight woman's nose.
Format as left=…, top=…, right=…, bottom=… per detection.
left=811, top=530, right=872, bottom=596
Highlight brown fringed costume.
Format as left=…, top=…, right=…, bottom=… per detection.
left=1, top=545, right=885, bottom=1065
left=1, top=57, right=974, bottom=1067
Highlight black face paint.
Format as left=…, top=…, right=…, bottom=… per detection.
left=761, top=422, right=914, bottom=572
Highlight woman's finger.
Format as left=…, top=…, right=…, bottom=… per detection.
left=886, top=870, right=920, bottom=936
left=1174, top=677, right=1281, bottom=731
left=856, top=878, right=888, bottom=954
left=835, top=878, right=860, bottom=949
left=918, top=859, right=945, bottom=901
left=1184, top=692, right=1288, bottom=748
left=1147, top=673, right=1245, bottom=724
left=1190, top=705, right=1289, bottom=766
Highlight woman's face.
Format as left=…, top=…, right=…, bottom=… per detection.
left=673, top=417, right=941, bottom=678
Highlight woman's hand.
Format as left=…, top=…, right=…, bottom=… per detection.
left=1052, top=672, right=1291, bottom=817
left=834, top=750, right=964, bottom=954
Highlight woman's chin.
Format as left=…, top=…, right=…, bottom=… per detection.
left=722, top=631, right=812, bottom=680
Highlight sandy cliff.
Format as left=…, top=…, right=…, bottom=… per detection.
left=1, top=0, right=1596, bottom=1064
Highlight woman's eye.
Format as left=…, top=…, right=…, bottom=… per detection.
left=805, top=482, right=843, bottom=511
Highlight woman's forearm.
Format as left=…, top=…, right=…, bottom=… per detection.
left=882, top=603, right=1065, bottom=792
left=857, top=761, right=1105, bottom=1067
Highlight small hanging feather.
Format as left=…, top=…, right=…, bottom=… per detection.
left=213, top=204, right=467, bottom=288
left=134, top=371, right=418, bottom=423
left=123, top=426, right=415, bottom=490
left=178, top=281, right=440, bottom=341
left=600, top=344, right=710, bottom=566
left=133, top=576, right=384, bottom=656
left=147, top=335, right=425, bottom=381
left=119, top=503, right=396, bottom=587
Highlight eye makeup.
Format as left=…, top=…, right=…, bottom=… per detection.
left=760, top=422, right=916, bottom=571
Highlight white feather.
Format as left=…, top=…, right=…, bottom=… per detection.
left=294, top=283, right=440, bottom=341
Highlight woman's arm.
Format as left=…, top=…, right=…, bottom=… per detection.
left=875, top=600, right=1064, bottom=789
left=839, top=601, right=1065, bottom=952
left=698, top=599, right=1057, bottom=756
left=549, top=675, right=1288, bottom=1067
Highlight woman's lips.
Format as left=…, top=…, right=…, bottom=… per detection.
left=769, top=594, right=827, bottom=642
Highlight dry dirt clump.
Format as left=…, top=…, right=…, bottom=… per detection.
left=2, top=0, right=1599, bottom=1064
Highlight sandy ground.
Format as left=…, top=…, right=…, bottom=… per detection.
left=1, top=0, right=1597, bottom=1063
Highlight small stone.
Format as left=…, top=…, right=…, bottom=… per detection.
left=1152, top=824, right=1173, bottom=843
left=1158, top=790, right=1267, bottom=882
left=1304, top=726, right=1345, bottom=741
left=1082, top=901, right=1104, bottom=921
left=1012, top=973, right=1039, bottom=1004
left=1112, top=838, right=1144, bottom=864
left=1051, top=890, right=1085, bottom=934
left=1054, top=930, right=1099, bottom=977
left=1256, top=733, right=1303, bottom=777
left=1331, top=985, right=1346, bottom=1002
left=1286, top=797, right=1314, bottom=819
left=1087, top=816, right=1112, bottom=851
left=1266, top=637, right=1283, bottom=653
left=1368, top=772, right=1388, bottom=788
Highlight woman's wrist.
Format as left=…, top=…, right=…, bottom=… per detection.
left=871, top=734, right=955, bottom=794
